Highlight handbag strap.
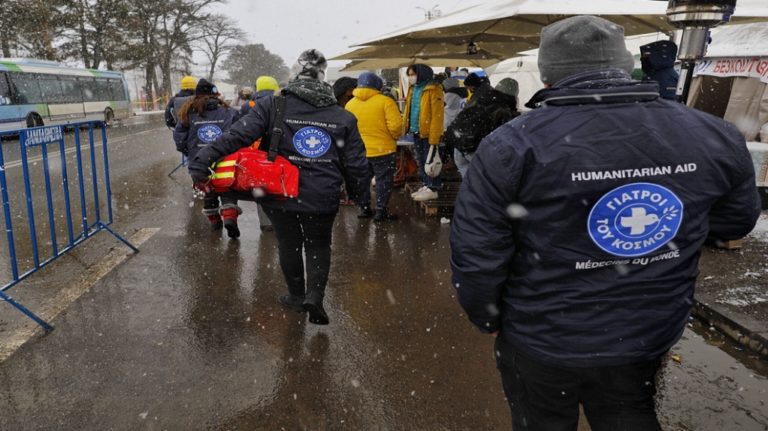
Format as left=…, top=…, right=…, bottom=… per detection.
left=266, top=96, right=287, bottom=162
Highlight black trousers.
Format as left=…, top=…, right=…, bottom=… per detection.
left=359, top=153, right=396, bottom=212
left=264, top=208, right=336, bottom=302
left=495, top=337, right=662, bottom=431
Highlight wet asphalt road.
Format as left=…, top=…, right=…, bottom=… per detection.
left=0, top=116, right=766, bottom=430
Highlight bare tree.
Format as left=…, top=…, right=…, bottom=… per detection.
left=156, top=0, right=221, bottom=97
left=198, top=14, right=246, bottom=81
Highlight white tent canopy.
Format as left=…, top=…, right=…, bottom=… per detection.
left=333, top=0, right=768, bottom=71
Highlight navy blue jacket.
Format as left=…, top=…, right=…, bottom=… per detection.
left=451, top=69, right=760, bottom=367
left=189, top=89, right=368, bottom=215
left=641, top=41, right=680, bottom=100
left=173, top=98, right=240, bottom=161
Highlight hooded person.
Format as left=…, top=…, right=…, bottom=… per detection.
left=442, top=77, right=467, bottom=129
left=188, top=49, right=369, bottom=326
left=345, top=72, right=403, bottom=221
left=451, top=15, right=760, bottom=430
left=165, top=75, right=198, bottom=128
left=173, top=78, right=242, bottom=238
left=402, top=63, right=445, bottom=202
left=640, top=40, right=680, bottom=100
left=463, top=71, right=492, bottom=107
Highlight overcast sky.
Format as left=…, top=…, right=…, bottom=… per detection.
left=219, top=0, right=483, bottom=67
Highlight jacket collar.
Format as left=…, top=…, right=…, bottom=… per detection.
left=526, top=68, right=660, bottom=109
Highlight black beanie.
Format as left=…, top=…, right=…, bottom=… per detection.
left=195, top=78, right=217, bottom=96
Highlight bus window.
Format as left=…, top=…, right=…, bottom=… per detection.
left=0, top=73, right=10, bottom=105
left=94, top=79, right=111, bottom=101
left=38, top=75, right=66, bottom=103
left=79, top=77, right=97, bottom=101
left=60, top=76, right=82, bottom=103
left=108, top=79, right=127, bottom=101
left=9, top=73, right=43, bottom=104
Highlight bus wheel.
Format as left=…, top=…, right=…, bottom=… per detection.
left=103, top=109, right=114, bottom=127
left=26, top=113, right=44, bottom=128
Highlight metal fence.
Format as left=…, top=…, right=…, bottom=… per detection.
left=0, top=121, right=138, bottom=331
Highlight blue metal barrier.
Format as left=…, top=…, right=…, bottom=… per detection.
left=0, top=121, right=138, bottom=331
left=167, top=155, right=187, bottom=177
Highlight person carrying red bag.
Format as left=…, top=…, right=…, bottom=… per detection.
left=174, top=78, right=243, bottom=238
left=189, top=49, right=369, bottom=325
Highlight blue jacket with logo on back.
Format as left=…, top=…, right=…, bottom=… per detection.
left=450, top=69, right=761, bottom=368
left=173, top=97, right=240, bottom=161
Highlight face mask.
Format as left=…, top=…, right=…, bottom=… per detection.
left=408, top=76, right=417, bottom=86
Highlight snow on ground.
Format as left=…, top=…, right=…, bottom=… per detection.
left=747, top=212, right=768, bottom=241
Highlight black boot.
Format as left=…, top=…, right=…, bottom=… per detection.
left=303, top=291, right=329, bottom=325
left=279, top=294, right=306, bottom=313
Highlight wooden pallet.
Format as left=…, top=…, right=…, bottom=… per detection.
left=410, top=181, right=462, bottom=217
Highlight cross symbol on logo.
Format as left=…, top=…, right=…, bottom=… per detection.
left=205, top=129, right=217, bottom=139
left=305, top=136, right=322, bottom=148
left=620, top=207, right=659, bottom=235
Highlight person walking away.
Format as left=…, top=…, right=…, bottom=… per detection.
left=332, top=76, right=360, bottom=205
left=238, top=75, right=280, bottom=231
left=345, top=72, right=403, bottom=222
left=188, top=49, right=368, bottom=325
left=333, top=77, right=358, bottom=108
left=445, top=77, right=519, bottom=178
left=450, top=15, right=760, bottom=431
left=232, top=86, right=254, bottom=112
left=165, top=75, right=197, bottom=128
left=240, top=76, right=280, bottom=117
left=402, top=64, right=444, bottom=202
left=174, top=79, right=243, bottom=238
left=640, top=40, right=680, bottom=101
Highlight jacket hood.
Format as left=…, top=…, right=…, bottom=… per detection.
left=351, top=87, right=381, bottom=101
left=283, top=79, right=337, bottom=107
left=526, top=68, right=659, bottom=109
left=409, top=64, right=434, bottom=85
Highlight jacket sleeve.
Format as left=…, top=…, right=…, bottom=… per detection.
left=385, top=97, right=404, bottom=140
left=450, top=130, right=522, bottom=333
left=164, top=98, right=176, bottom=128
left=173, top=120, right=189, bottom=155
left=188, top=97, right=271, bottom=175
left=708, top=131, right=761, bottom=241
left=428, top=87, right=444, bottom=145
left=341, top=118, right=371, bottom=197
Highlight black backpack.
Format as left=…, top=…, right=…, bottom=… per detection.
left=445, top=103, right=512, bottom=154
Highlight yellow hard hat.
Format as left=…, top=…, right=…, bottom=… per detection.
left=180, top=76, right=198, bottom=90
left=256, top=76, right=279, bottom=93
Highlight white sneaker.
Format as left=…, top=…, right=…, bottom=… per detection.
left=410, top=186, right=428, bottom=197
left=413, top=188, right=438, bottom=201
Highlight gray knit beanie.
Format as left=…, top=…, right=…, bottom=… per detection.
left=538, top=15, right=635, bottom=85
left=291, top=49, right=328, bottom=81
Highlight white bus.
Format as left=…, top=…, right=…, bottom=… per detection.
left=0, top=58, right=131, bottom=131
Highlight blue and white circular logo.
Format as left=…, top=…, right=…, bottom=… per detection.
left=587, top=182, right=683, bottom=257
left=198, top=124, right=222, bottom=143
left=293, top=126, right=332, bottom=158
